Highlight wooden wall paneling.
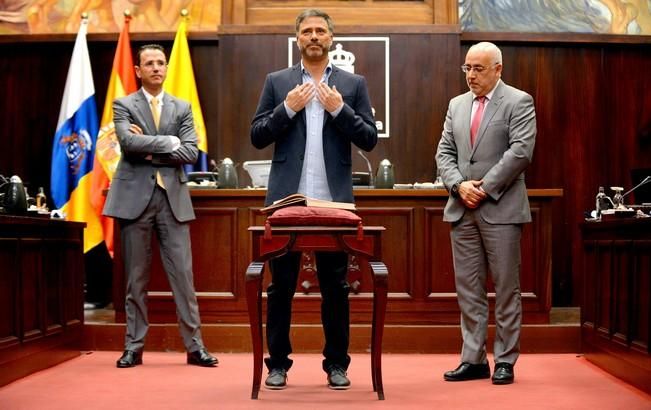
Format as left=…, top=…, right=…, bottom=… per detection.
left=42, top=239, right=63, bottom=335
left=3, top=31, right=649, bottom=317
left=389, top=33, right=461, bottom=184
left=214, top=34, right=290, bottom=165
left=228, top=0, right=457, bottom=26
left=214, top=31, right=461, bottom=186
left=19, top=239, right=43, bottom=342
left=612, top=241, right=631, bottom=346
left=0, top=217, right=85, bottom=387
left=597, top=241, right=612, bottom=336
left=356, top=207, right=415, bottom=297
left=581, top=220, right=651, bottom=394
left=61, top=239, right=84, bottom=328
left=0, top=238, right=19, bottom=349
left=111, top=190, right=558, bottom=326
left=633, top=241, right=650, bottom=353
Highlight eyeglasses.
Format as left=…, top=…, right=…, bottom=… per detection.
left=461, top=63, right=499, bottom=74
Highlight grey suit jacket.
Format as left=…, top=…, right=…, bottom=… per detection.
left=436, top=81, right=536, bottom=224
left=250, top=64, right=378, bottom=206
left=103, top=90, right=198, bottom=222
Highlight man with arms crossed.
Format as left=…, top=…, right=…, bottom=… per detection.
left=104, top=44, right=218, bottom=368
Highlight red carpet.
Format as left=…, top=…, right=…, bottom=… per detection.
left=0, top=353, right=649, bottom=409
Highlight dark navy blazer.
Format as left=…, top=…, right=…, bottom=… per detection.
left=251, top=64, right=378, bottom=206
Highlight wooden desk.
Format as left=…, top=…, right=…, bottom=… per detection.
left=581, top=218, right=651, bottom=395
left=245, top=225, right=387, bottom=399
left=0, top=215, right=85, bottom=386
left=112, top=189, right=561, bottom=332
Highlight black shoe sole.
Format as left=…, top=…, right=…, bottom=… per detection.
left=492, top=378, right=514, bottom=385
left=264, top=383, right=287, bottom=390
left=444, top=374, right=490, bottom=381
left=187, top=358, right=218, bottom=367
left=116, top=359, right=142, bottom=368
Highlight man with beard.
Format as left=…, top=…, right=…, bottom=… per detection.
left=250, top=9, right=377, bottom=390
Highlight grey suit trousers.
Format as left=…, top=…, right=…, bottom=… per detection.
left=451, top=209, right=522, bottom=365
left=120, top=186, right=204, bottom=353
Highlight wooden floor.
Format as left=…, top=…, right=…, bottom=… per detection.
left=82, top=306, right=581, bottom=354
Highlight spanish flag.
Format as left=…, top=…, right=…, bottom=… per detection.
left=166, top=13, right=208, bottom=172
left=90, top=14, right=137, bottom=257
left=50, top=18, right=103, bottom=253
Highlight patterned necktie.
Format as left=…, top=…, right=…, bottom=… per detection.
left=470, top=96, right=486, bottom=147
left=150, top=97, right=160, bottom=130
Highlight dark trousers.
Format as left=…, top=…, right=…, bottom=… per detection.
left=265, top=251, right=351, bottom=373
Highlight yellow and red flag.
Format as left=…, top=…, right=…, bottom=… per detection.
left=90, top=14, right=137, bottom=257
left=166, top=13, right=209, bottom=172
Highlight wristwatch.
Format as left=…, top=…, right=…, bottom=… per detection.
left=451, top=180, right=464, bottom=198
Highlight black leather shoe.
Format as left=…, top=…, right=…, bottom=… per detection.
left=492, top=362, right=514, bottom=385
left=444, top=362, right=490, bottom=381
left=187, top=348, right=218, bottom=367
left=264, top=368, right=287, bottom=390
left=326, top=366, right=351, bottom=390
left=116, top=350, right=142, bottom=368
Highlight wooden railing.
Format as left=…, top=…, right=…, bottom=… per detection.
left=220, top=0, right=458, bottom=25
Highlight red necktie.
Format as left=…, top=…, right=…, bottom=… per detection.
left=470, top=96, right=486, bottom=147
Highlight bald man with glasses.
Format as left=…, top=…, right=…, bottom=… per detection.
left=436, top=42, right=536, bottom=385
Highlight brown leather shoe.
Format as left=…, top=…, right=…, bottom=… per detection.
left=116, top=350, right=142, bottom=368
left=444, top=362, right=490, bottom=381
left=492, top=363, right=514, bottom=385
left=187, top=348, right=218, bottom=367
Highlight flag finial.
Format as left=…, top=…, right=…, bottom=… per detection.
left=81, top=12, right=89, bottom=20
left=123, top=9, right=131, bottom=17
left=180, top=8, right=189, bottom=17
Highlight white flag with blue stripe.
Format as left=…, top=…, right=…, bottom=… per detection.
left=50, top=18, right=103, bottom=252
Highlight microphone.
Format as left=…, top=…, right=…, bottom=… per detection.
left=622, top=175, right=651, bottom=199
left=357, top=150, right=374, bottom=188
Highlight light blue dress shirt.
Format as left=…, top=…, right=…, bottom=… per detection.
left=284, top=62, right=343, bottom=201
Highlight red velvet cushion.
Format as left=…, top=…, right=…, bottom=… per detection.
left=267, top=206, right=361, bottom=226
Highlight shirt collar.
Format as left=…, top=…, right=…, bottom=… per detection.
left=141, top=88, right=164, bottom=103
left=300, top=60, right=333, bottom=79
left=473, top=79, right=501, bottom=101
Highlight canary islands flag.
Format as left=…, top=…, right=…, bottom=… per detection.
left=50, top=18, right=103, bottom=253
left=91, top=15, right=137, bottom=257
left=166, top=15, right=208, bottom=172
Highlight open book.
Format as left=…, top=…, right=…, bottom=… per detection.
left=260, top=193, right=356, bottom=213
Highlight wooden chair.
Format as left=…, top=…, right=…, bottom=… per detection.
left=245, top=207, right=388, bottom=400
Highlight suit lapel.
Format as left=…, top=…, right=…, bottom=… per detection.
left=290, top=64, right=308, bottom=144
left=324, top=66, right=339, bottom=126
left=462, top=93, right=474, bottom=155
left=133, top=90, right=157, bottom=134
left=159, top=93, right=176, bottom=134
left=471, top=82, right=505, bottom=154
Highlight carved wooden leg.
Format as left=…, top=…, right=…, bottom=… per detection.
left=245, top=262, right=265, bottom=399
left=369, top=261, right=388, bottom=400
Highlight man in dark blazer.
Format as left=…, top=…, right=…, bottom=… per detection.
left=103, top=44, right=217, bottom=368
left=250, top=9, right=377, bottom=390
left=436, top=42, right=536, bottom=385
